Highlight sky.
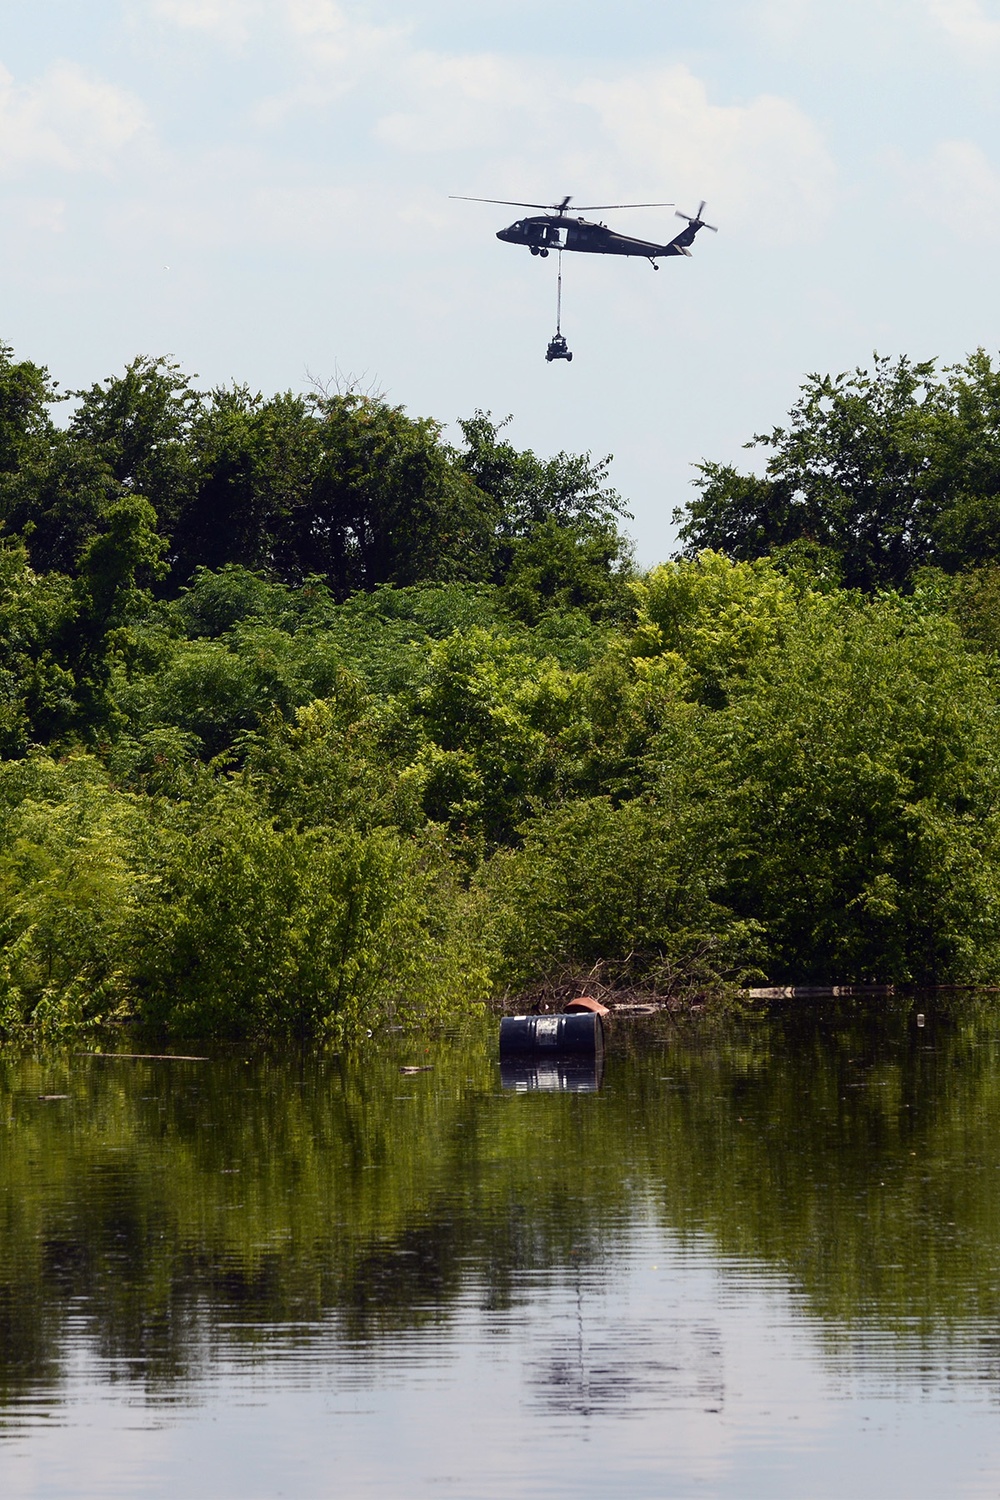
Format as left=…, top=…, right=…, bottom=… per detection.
left=1, top=0, right=1000, bottom=561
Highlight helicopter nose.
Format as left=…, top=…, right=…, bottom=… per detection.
left=496, top=228, right=513, bottom=242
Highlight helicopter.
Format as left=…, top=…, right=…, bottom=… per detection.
left=451, top=194, right=718, bottom=269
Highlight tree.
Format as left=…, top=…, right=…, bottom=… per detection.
left=675, top=351, right=1000, bottom=591
left=457, top=411, right=627, bottom=537
left=0, top=542, right=78, bottom=754
left=674, top=576, right=1000, bottom=984
left=498, top=515, right=634, bottom=624
left=922, top=349, right=1000, bottom=570
left=288, top=395, right=499, bottom=596
left=69, top=355, right=201, bottom=536
left=0, top=343, right=58, bottom=473
left=171, top=387, right=321, bottom=581
left=0, top=343, right=93, bottom=574
left=631, top=551, right=800, bottom=707
left=2, top=434, right=121, bottom=575
left=457, top=411, right=633, bottom=616
left=71, top=497, right=168, bottom=730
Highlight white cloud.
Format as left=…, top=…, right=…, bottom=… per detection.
left=151, top=0, right=406, bottom=77
left=0, top=62, right=147, bottom=178
left=376, top=58, right=836, bottom=245
left=894, top=138, right=1000, bottom=240
left=753, top=0, right=822, bottom=44
left=142, top=0, right=835, bottom=249
left=243, top=0, right=410, bottom=119
left=375, top=53, right=560, bottom=153
left=109, top=148, right=363, bottom=249
left=285, top=0, right=400, bottom=43
left=147, top=0, right=391, bottom=71
left=109, top=4, right=836, bottom=258
left=150, top=0, right=265, bottom=42
left=576, top=67, right=835, bottom=241
left=926, top=0, right=1000, bottom=53
left=8, top=195, right=67, bottom=235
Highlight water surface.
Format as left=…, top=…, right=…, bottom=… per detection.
left=2, top=1002, right=1000, bottom=1497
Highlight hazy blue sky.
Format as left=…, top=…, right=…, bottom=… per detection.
left=2, top=0, right=1000, bottom=559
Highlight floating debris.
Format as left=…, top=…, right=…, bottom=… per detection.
left=78, top=1052, right=210, bottom=1061
left=564, top=996, right=610, bottom=1016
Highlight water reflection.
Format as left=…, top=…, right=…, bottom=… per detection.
left=1, top=1002, right=1000, bottom=1494
left=527, top=1277, right=724, bottom=1417
left=500, top=1057, right=604, bottom=1092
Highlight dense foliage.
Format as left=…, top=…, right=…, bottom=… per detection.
left=2, top=339, right=1000, bottom=1041
left=675, top=350, right=1000, bottom=591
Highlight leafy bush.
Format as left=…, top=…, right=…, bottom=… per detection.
left=0, top=755, right=142, bottom=1038
left=698, top=592, right=1000, bottom=983
left=129, top=796, right=490, bottom=1041
left=484, top=794, right=762, bottom=997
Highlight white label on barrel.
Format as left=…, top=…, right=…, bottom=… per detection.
left=534, top=1017, right=560, bottom=1044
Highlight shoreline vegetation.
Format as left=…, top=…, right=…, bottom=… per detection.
left=3, top=341, right=1000, bottom=1042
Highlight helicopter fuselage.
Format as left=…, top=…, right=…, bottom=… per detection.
left=496, top=213, right=699, bottom=259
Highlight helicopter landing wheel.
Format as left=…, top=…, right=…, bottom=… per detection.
left=530, top=246, right=539, bottom=255
left=539, top=248, right=549, bottom=258
left=567, top=352, right=573, bottom=361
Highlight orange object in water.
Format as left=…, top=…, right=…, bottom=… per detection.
left=564, top=996, right=609, bottom=1017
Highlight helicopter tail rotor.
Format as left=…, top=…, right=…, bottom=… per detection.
left=675, top=201, right=718, bottom=232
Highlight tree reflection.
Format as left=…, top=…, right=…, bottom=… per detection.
left=1, top=1002, right=1000, bottom=1409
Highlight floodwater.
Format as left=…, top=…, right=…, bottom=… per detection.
left=2, top=1002, right=1000, bottom=1498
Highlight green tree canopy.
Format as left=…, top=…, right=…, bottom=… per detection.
left=0, top=346, right=635, bottom=620
left=676, top=350, right=1000, bottom=590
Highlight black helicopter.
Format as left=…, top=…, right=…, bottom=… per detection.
left=452, top=194, right=718, bottom=268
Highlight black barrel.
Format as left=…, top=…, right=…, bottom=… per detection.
left=499, top=1012, right=604, bottom=1061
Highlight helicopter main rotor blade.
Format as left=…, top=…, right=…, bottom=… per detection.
left=451, top=195, right=674, bottom=213
left=450, top=196, right=566, bottom=210
left=570, top=201, right=674, bottom=210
